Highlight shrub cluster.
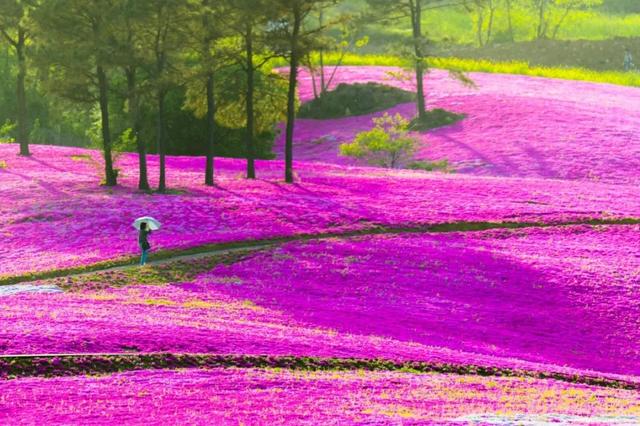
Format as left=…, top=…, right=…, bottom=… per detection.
left=298, top=83, right=416, bottom=119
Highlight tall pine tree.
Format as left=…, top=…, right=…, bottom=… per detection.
left=34, top=0, right=119, bottom=186
left=270, top=0, right=338, bottom=183
left=224, top=0, right=275, bottom=180
left=0, top=0, right=38, bottom=156
left=143, top=0, right=189, bottom=192
left=189, top=0, right=229, bottom=186
left=367, top=0, right=457, bottom=121
left=111, top=0, right=153, bottom=191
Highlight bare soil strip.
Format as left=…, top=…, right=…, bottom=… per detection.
left=1, top=353, right=638, bottom=391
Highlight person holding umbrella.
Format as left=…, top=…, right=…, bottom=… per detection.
left=133, top=217, right=161, bottom=266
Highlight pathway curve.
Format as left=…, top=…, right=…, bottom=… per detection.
left=4, top=217, right=639, bottom=287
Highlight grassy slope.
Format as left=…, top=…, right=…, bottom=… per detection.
left=320, top=2, right=640, bottom=83
left=359, top=6, right=640, bottom=49
left=438, top=38, right=640, bottom=72
left=295, top=52, right=640, bottom=88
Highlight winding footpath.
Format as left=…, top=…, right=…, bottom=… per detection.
left=3, top=217, right=639, bottom=287
left=3, top=218, right=640, bottom=390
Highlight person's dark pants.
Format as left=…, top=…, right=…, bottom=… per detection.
left=140, top=246, right=149, bottom=266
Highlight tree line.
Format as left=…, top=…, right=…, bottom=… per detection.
left=0, top=0, right=602, bottom=191
left=1, top=0, right=348, bottom=190
left=460, top=0, right=604, bottom=47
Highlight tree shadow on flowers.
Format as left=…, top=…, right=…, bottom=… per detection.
left=204, top=234, right=639, bottom=377
left=2, top=168, right=67, bottom=197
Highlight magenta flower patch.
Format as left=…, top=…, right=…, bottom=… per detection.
left=2, top=144, right=639, bottom=277
left=2, top=368, right=639, bottom=424
left=2, top=227, right=639, bottom=382
left=275, top=67, right=640, bottom=184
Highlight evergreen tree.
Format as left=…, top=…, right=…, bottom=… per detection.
left=111, top=0, right=154, bottom=191
left=188, top=0, right=229, bottom=186
left=143, top=0, right=190, bottom=192
left=270, top=0, right=339, bottom=183
left=34, top=0, right=120, bottom=186
left=367, top=0, right=461, bottom=121
left=224, top=0, right=276, bottom=179
left=0, top=0, right=38, bottom=156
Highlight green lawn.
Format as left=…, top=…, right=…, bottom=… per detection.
left=360, top=7, right=640, bottom=50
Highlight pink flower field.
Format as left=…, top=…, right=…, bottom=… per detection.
left=3, top=368, right=640, bottom=425
left=2, top=227, right=639, bottom=382
left=274, top=67, right=640, bottom=184
left=2, top=144, right=640, bottom=277
left=3, top=65, right=640, bottom=424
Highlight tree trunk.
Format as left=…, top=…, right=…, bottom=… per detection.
left=245, top=24, right=256, bottom=180
left=537, top=0, right=547, bottom=39
left=506, top=0, right=514, bottom=42
left=285, top=7, right=301, bottom=184
left=202, top=0, right=216, bottom=186
left=126, top=68, right=149, bottom=191
left=486, top=1, right=495, bottom=46
left=411, top=0, right=426, bottom=120
left=551, top=6, right=573, bottom=40
left=308, top=54, right=319, bottom=100
left=157, top=89, right=167, bottom=192
left=16, top=29, right=29, bottom=156
left=476, top=10, right=485, bottom=47
left=318, top=10, right=326, bottom=95
left=205, top=72, right=216, bottom=186
left=319, top=50, right=326, bottom=95
left=97, top=64, right=117, bottom=186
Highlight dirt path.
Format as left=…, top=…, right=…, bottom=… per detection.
left=3, top=217, right=640, bottom=287
left=0, top=245, right=270, bottom=296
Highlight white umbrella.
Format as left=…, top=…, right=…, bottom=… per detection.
left=133, top=216, right=161, bottom=231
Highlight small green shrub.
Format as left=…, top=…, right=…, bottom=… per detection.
left=409, top=109, right=466, bottom=131
left=408, top=159, right=452, bottom=172
left=0, top=120, right=16, bottom=143
left=340, top=113, right=418, bottom=168
left=298, top=83, right=416, bottom=119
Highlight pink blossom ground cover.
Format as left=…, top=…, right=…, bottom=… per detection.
left=2, top=226, right=639, bottom=381
left=2, top=368, right=640, bottom=425
left=274, top=67, right=640, bottom=184
left=193, top=225, right=640, bottom=378
left=2, top=144, right=640, bottom=278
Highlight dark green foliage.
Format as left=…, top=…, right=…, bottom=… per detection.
left=408, top=159, right=451, bottom=172
left=0, top=48, right=91, bottom=147
left=143, top=89, right=276, bottom=159
left=0, top=49, right=12, bottom=121
left=408, top=108, right=466, bottom=131
left=601, top=0, right=640, bottom=13
left=298, top=82, right=416, bottom=119
left=2, top=353, right=637, bottom=390
left=164, top=122, right=276, bottom=159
